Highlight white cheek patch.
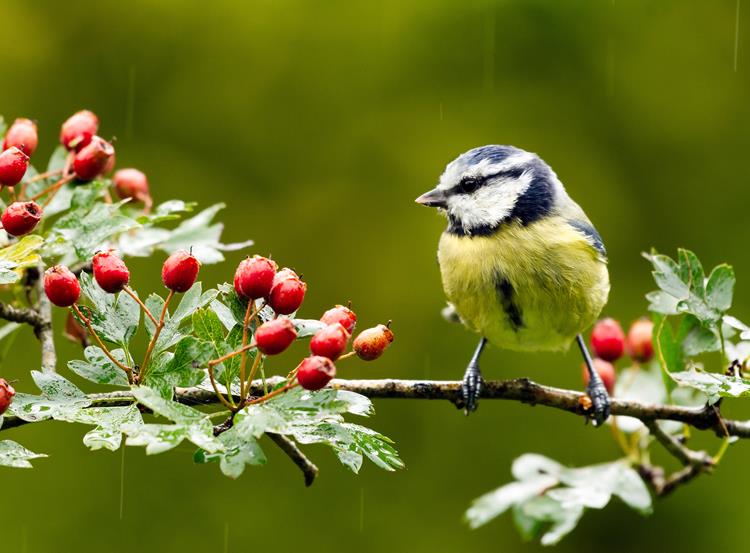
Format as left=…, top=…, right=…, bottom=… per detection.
left=447, top=172, right=533, bottom=233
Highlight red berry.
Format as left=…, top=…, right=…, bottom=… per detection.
left=114, top=168, right=151, bottom=203
left=296, top=355, right=336, bottom=391
left=626, top=318, right=655, bottom=363
left=92, top=250, right=130, bottom=293
left=267, top=268, right=307, bottom=315
left=255, top=318, right=297, bottom=355
left=320, top=305, right=357, bottom=334
left=0, top=378, right=15, bottom=415
left=581, top=358, right=616, bottom=395
left=60, top=110, right=99, bottom=151
left=590, top=318, right=625, bottom=362
left=3, top=118, right=38, bottom=156
left=73, top=136, right=115, bottom=182
left=161, top=250, right=200, bottom=293
left=353, top=323, right=394, bottom=361
left=44, top=265, right=81, bottom=307
left=310, top=323, right=350, bottom=360
left=0, top=146, right=29, bottom=186
left=234, top=256, right=278, bottom=299
left=1, top=201, right=42, bottom=236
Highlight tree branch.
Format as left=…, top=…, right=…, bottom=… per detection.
left=1, top=376, right=746, bottom=440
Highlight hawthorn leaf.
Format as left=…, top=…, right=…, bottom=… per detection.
left=68, top=346, right=130, bottom=386
left=0, top=440, right=47, bottom=468
left=0, top=235, right=43, bottom=284
left=293, top=319, right=327, bottom=338
left=72, top=405, right=143, bottom=451
left=76, top=272, right=140, bottom=346
left=670, top=369, right=750, bottom=403
left=194, top=427, right=267, bottom=479
left=8, top=371, right=90, bottom=422
left=706, top=264, right=735, bottom=313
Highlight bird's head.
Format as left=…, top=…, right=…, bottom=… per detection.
left=416, top=145, right=562, bottom=236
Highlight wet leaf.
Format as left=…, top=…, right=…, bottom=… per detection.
left=68, top=346, right=130, bottom=386
left=0, top=440, right=47, bottom=468
left=0, top=235, right=44, bottom=284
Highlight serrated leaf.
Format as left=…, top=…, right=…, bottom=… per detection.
left=147, top=336, right=214, bottom=390
left=679, top=315, right=721, bottom=357
left=670, top=369, right=750, bottom=403
left=465, top=454, right=651, bottom=545
left=155, top=283, right=218, bottom=352
left=71, top=405, right=143, bottom=451
left=0, top=440, right=47, bottom=468
left=706, top=264, right=735, bottom=312
left=194, top=427, right=267, bottom=479
left=135, top=200, right=195, bottom=224
left=126, top=386, right=222, bottom=454
left=68, top=346, right=130, bottom=386
left=0, top=235, right=43, bottom=284
left=293, top=319, right=327, bottom=338
left=8, top=371, right=90, bottom=422
left=76, top=273, right=140, bottom=347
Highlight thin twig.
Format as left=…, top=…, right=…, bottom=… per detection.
left=208, top=343, right=255, bottom=368
left=266, top=433, right=318, bottom=486
left=35, top=269, right=56, bottom=374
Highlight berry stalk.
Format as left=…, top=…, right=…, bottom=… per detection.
left=139, top=290, right=174, bottom=382
left=71, top=304, right=133, bottom=384
left=122, top=286, right=158, bottom=326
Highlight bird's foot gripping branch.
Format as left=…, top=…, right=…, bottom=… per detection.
left=0, top=110, right=402, bottom=484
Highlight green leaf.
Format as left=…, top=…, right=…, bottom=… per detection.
left=192, top=308, right=243, bottom=386
left=0, top=235, right=44, bottom=284
left=147, top=336, right=214, bottom=391
left=135, top=200, right=195, bottom=224
left=465, top=454, right=651, bottom=545
left=679, top=315, right=721, bottom=357
left=70, top=405, right=143, bottom=451
left=194, top=427, right=267, bottom=479
left=125, top=386, right=223, bottom=454
left=120, top=204, right=253, bottom=264
left=0, top=440, right=47, bottom=468
left=293, top=319, right=327, bottom=338
left=653, top=315, right=681, bottom=395
left=76, top=272, right=140, bottom=347
left=155, top=283, right=218, bottom=352
left=8, top=371, right=90, bottom=422
left=670, top=369, right=750, bottom=403
left=68, top=346, right=130, bottom=386
left=706, top=264, right=735, bottom=312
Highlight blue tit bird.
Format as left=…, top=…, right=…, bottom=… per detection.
left=416, top=145, right=611, bottom=425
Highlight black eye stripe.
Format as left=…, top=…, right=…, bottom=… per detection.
left=452, top=168, right=527, bottom=195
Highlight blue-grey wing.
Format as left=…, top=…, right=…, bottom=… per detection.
left=567, top=219, right=607, bottom=260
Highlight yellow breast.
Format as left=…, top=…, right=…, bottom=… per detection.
left=437, top=217, right=610, bottom=352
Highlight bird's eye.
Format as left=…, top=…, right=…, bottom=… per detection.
left=459, top=176, right=481, bottom=194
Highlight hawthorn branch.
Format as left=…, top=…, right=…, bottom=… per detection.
left=2, top=377, right=748, bottom=439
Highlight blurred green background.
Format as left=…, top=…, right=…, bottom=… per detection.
left=2, top=0, right=750, bottom=551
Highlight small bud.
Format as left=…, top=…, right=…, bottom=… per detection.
left=234, top=255, right=278, bottom=299
left=92, top=250, right=130, bottom=293
left=320, top=304, right=357, bottom=334
left=161, top=250, right=200, bottom=293
left=581, top=358, right=616, bottom=395
left=255, top=318, right=297, bottom=355
left=73, top=136, right=115, bottom=182
left=310, top=323, right=350, bottom=361
left=3, top=118, right=38, bottom=156
left=590, top=318, right=625, bottom=362
left=0, top=378, right=15, bottom=415
left=626, top=318, right=655, bottom=363
left=60, top=110, right=99, bottom=151
left=353, top=323, right=394, bottom=361
left=114, top=168, right=151, bottom=204
left=1, top=201, right=42, bottom=236
left=44, top=265, right=81, bottom=307
left=267, top=268, right=306, bottom=315
left=296, top=355, right=336, bottom=391
left=0, top=146, right=29, bottom=186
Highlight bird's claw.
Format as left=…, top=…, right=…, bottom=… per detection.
left=585, top=380, right=611, bottom=427
left=462, top=363, right=483, bottom=415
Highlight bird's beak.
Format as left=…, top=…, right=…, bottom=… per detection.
left=415, top=187, right=448, bottom=208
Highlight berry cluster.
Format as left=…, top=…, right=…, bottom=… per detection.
left=0, top=109, right=152, bottom=239
left=583, top=317, right=655, bottom=393
left=39, top=249, right=393, bottom=415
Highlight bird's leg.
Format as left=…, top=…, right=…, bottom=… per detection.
left=462, top=337, right=487, bottom=415
left=576, top=334, right=611, bottom=426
